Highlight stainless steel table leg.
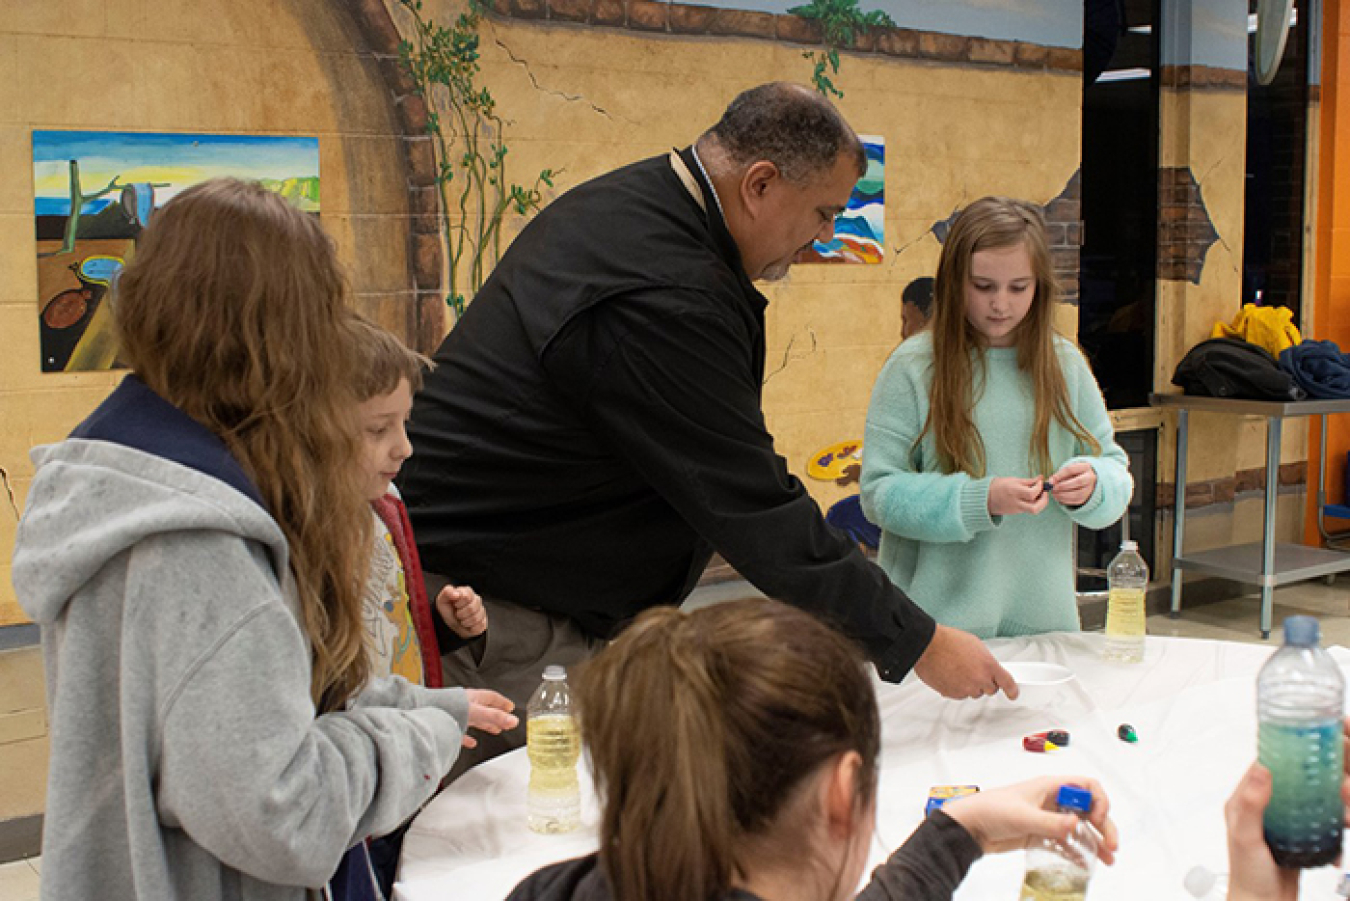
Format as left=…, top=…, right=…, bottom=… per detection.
left=1261, top=416, right=1282, bottom=640
left=1171, top=409, right=1188, bottom=618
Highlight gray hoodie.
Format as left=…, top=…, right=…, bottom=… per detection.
left=12, top=379, right=470, bottom=901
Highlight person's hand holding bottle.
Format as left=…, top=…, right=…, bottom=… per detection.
left=1225, top=718, right=1350, bottom=901
left=942, top=776, right=1118, bottom=862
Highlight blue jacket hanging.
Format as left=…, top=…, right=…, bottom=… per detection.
left=1279, top=340, right=1350, bottom=399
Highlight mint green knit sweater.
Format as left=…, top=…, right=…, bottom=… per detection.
left=861, top=332, right=1132, bottom=638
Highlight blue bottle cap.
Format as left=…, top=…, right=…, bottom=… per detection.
left=1283, top=616, right=1321, bottom=647
left=1056, top=785, right=1093, bottom=813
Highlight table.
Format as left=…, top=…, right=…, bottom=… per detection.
left=1151, top=394, right=1350, bottom=638
left=395, top=633, right=1350, bottom=900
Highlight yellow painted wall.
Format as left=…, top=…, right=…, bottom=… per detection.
left=5, top=0, right=1285, bottom=829
left=0, top=0, right=416, bottom=826
left=0, top=0, right=415, bottom=627
left=0, top=0, right=1319, bottom=827
left=405, top=3, right=1085, bottom=515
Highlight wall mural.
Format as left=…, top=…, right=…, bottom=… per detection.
left=33, top=131, right=320, bottom=372
left=799, top=135, right=883, bottom=264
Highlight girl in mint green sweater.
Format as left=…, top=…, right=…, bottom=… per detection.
left=861, top=197, right=1132, bottom=638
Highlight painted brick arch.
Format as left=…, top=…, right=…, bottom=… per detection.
left=342, top=0, right=448, bottom=352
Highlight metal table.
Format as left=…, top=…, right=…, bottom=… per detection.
left=1152, top=393, right=1350, bottom=638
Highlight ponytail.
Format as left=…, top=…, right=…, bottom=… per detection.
left=576, top=600, right=879, bottom=901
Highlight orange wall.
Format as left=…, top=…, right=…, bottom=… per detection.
left=1310, top=0, right=1350, bottom=541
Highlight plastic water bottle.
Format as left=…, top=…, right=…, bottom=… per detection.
left=1257, top=615, right=1345, bottom=867
left=526, top=665, right=581, bottom=834
left=1103, top=540, right=1148, bottom=663
left=1018, top=785, right=1097, bottom=901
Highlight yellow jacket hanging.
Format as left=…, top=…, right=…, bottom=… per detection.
left=1210, top=304, right=1302, bottom=357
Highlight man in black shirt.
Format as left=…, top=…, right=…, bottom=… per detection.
left=400, top=83, right=1016, bottom=764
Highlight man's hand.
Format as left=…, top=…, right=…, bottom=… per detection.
left=435, top=584, right=488, bottom=639
left=913, top=624, right=1019, bottom=700
left=461, top=689, right=517, bottom=750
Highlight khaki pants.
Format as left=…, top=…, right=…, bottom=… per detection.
left=433, top=585, right=606, bottom=781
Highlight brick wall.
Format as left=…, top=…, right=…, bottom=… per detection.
left=1158, top=165, right=1221, bottom=284
left=479, top=0, right=1083, bottom=74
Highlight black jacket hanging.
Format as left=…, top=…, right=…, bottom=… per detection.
left=1171, top=337, right=1305, bottom=401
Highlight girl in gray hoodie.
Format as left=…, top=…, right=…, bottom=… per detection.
left=12, top=178, right=516, bottom=901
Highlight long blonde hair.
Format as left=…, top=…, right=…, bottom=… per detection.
left=112, top=178, right=371, bottom=712
left=577, top=599, right=880, bottom=901
left=922, top=196, right=1100, bottom=477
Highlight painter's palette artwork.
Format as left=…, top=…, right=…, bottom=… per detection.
left=33, top=131, right=320, bottom=372
left=799, top=135, right=883, bottom=265
left=807, top=439, right=863, bottom=483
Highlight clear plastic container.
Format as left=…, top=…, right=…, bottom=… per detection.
left=1257, top=616, right=1345, bottom=868
left=1018, top=785, right=1097, bottom=901
left=526, top=665, right=581, bottom=834
left=1103, top=540, right=1148, bottom=664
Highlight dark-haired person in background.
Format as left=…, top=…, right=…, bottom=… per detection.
left=399, top=82, right=1015, bottom=768
left=901, top=276, right=934, bottom=340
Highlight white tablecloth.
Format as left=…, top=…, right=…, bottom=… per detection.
left=396, top=633, right=1350, bottom=900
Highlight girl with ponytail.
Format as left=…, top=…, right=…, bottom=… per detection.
left=506, top=599, right=1118, bottom=901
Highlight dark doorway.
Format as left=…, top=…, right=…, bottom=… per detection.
left=1077, top=0, right=1162, bottom=586
left=1243, top=0, right=1310, bottom=318
left=1079, top=0, right=1160, bottom=411
left=1076, top=428, right=1158, bottom=589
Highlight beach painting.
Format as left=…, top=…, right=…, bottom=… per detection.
left=33, top=130, right=320, bottom=372
left=799, top=134, right=883, bottom=265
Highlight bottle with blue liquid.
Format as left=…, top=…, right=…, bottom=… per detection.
left=1257, top=615, right=1345, bottom=868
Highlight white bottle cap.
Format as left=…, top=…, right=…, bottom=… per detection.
left=1121, top=540, right=1138, bottom=551
left=543, top=665, right=566, bottom=680
left=1183, top=865, right=1219, bottom=897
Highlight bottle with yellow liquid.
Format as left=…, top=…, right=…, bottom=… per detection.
left=1103, top=540, right=1148, bottom=664
left=526, top=665, right=581, bottom=834
left=1018, top=786, right=1098, bottom=901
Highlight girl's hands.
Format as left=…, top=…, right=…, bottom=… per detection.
left=942, top=776, right=1118, bottom=864
left=461, top=689, right=517, bottom=749
left=988, top=477, right=1050, bottom=517
left=1048, top=462, right=1097, bottom=508
left=987, top=463, right=1098, bottom=516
